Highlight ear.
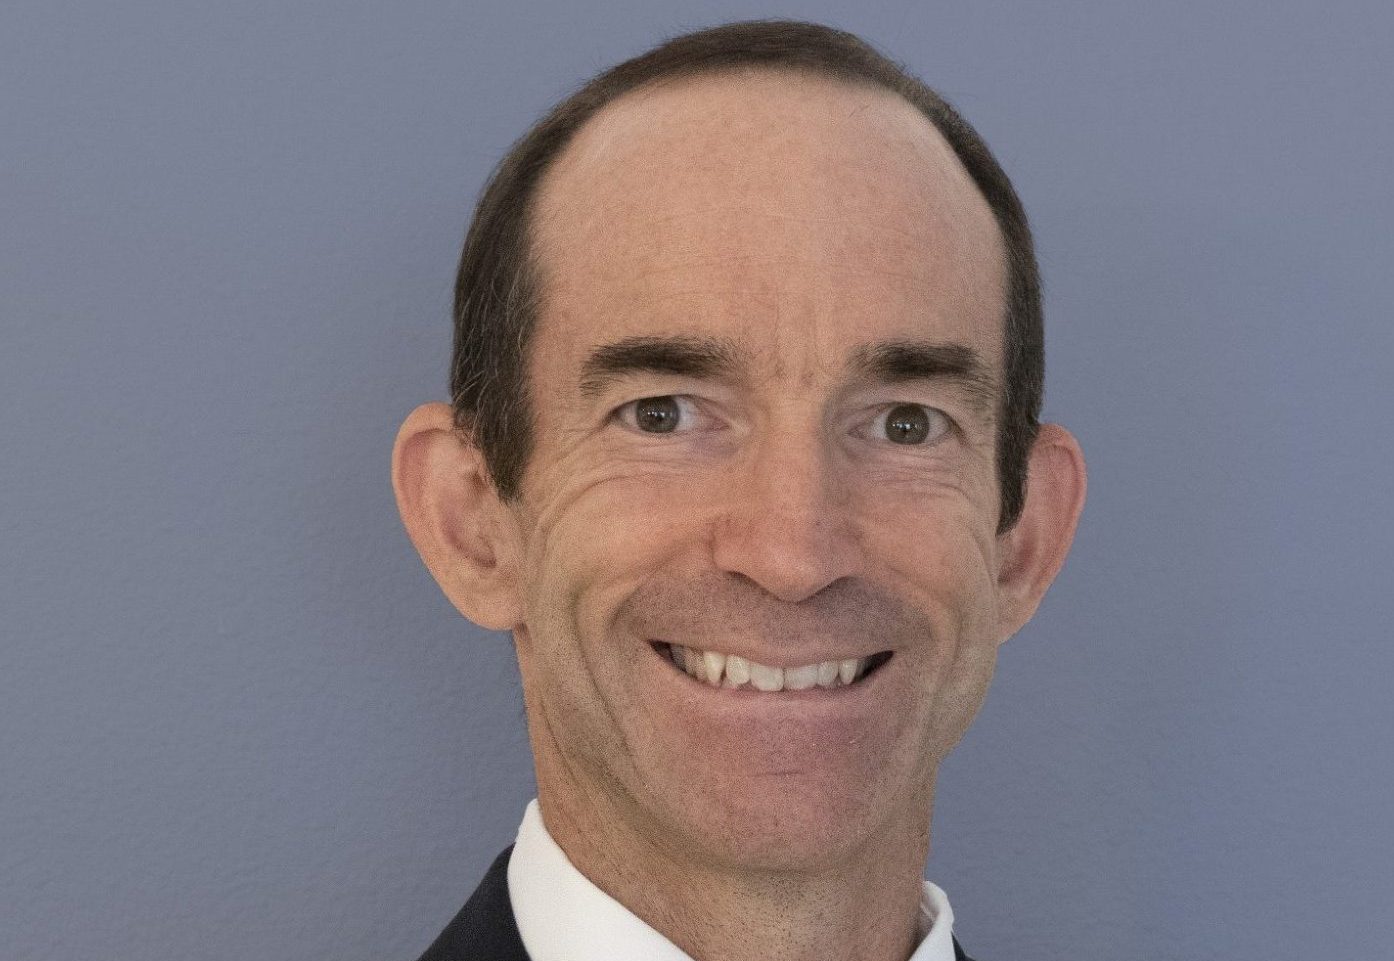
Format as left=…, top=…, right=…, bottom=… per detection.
left=391, top=402, right=524, bottom=631
left=994, top=423, right=1087, bottom=643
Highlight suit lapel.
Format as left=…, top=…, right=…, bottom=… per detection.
left=415, top=845, right=530, bottom=961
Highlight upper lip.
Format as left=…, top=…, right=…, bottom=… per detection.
left=652, top=639, right=890, bottom=668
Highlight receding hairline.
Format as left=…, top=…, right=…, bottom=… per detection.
left=538, top=62, right=987, bottom=205
left=526, top=62, right=1006, bottom=303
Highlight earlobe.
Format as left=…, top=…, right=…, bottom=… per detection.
left=994, top=423, right=1087, bottom=643
left=390, top=401, right=524, bottom=632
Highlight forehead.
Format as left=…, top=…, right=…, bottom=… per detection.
left=527, top=67, right=1007, bottom=390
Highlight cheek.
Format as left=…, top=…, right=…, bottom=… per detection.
left=865, top=482, right=1000, bottom=593
left=863, top=490, right=1003, bottom=712
left=519, top=450, right=1002, bottom=655
left=515, top=467, right=695, bottom=657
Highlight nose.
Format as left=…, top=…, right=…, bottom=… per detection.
left=710, top=427, right=864, bottom=604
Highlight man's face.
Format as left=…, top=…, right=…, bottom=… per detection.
left=503, top=70, right=1011, bottom=873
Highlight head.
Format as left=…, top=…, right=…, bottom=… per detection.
left=394, top=20, right=1085, bottom=879
left=449, top=19, right=1045, bottom=538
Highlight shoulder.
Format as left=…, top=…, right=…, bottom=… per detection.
left=413, top=846, right=530, bottom=961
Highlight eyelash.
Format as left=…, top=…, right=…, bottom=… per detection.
left=611, top=395, right=955, bottom=446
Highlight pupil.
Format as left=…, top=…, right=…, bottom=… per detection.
left=637, top=396, right=680, bottom=433
left=886, top=404, right=929, bottom=444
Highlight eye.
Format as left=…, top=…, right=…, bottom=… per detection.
left=614, top=395, right=707, bottom=435
left=865, top=403, right=953, bottom=446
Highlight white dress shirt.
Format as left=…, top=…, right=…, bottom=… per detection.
left=507, top=799, right=958, bottom=961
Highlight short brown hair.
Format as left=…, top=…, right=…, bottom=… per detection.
left=449, top=18, right=1043, bottom=534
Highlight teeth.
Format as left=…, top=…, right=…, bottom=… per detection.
left=702, top=650, right=727, bottom=689
left=725, top=654, right=750, bottom=685
left=675, top=645, right=701, bottom=682
left=749, top=662, right=783, bottom=691
left=839, top=658, right=858, bottom=685
left=667, top=644, right=874, bottom=692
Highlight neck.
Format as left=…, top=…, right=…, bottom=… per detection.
left=535, top=769, right=937, bottom=961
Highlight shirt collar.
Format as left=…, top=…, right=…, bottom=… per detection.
left=507, top=798, right=957, bottom=961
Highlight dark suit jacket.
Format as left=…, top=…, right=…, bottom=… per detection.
left=416, top=845, right=976, bottom=961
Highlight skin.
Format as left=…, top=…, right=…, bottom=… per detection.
left=393, top=68, right=1087, bottom=961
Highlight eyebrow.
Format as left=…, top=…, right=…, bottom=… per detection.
left=578, top=335, right=743, bottom=397
left=577, top=333, right=998, bottom=419
left=849, top=339, right=998, bottom=419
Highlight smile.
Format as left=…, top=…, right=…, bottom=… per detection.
left=654, top=641, right=893, bottom=692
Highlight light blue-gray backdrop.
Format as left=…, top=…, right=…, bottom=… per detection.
left=3, top=1, right=1391, bottom=958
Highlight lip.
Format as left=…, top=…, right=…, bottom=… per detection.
left=637, top=636, right=907, bottom=777
left=648, top=639, right=895, bottom=699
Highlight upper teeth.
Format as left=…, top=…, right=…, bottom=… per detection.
left=668, top=643, right=868, bottom=691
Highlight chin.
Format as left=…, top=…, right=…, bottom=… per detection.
left=650, top=771, right=902, bottom=874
